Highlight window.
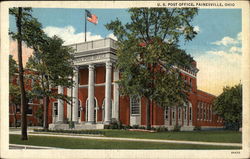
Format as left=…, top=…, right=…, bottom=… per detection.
left=130, top=96, right=140, bottom=115
left=78, top=100, right=81, bottom=118
left=85, top=98, right=98, bottom=122
left=28, top=98, right=33, bottom=104
left=197, top=103, right=199, bottom=120
left=27, top=105, right=33, bottom=115
left=53, top=102, right=58, bottom=116
left=165, top=107, right=169, bottom=120
left=172, top=108, right=175, bottom=120
left=210, top=106, right=213, bottom=121
left=189, top=106, right=192, bottom=121
left=16, top=105, right=20, bottom=113
left=207, top=107, right=210, bottom=121
left=178, top=108, right=181, bottom=119
left=184, top=107, right=187, bottom=120
left=204, top=104, right=206, bottom=120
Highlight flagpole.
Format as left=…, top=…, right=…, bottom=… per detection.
left=85, top=9, right=87, bottom=42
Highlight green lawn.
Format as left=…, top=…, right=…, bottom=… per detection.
left=100, top=130, right=242, bottom=143
left=10, top=134, right=241, bottom=149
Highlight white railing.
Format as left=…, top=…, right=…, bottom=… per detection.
left=67, top=38, right=117, bottom=53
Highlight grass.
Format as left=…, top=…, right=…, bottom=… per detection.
left=99, top=129, right=242, bottom=143
left=10, top=128, right=242, bottom=143
left=10, top=134, right=241, bottom=149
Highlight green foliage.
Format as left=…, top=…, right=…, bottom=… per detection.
left=105, top=120, right=124, bottom=129
left=26, top=35, right=74, bottom=102
left=194, top=126, right=201, bottom=131
left=105, top=8, right=198, bottom=108
left=156, top=126, right=168, bottom=132
left=9, top=7, right=46, bottom=50
left=33, top=129, right=104, bottom=135
left=35, top=106, right=43, bottom=126
left=173, top=125, right=181, bottom=132
left=213, top=84, right=242, bottom=130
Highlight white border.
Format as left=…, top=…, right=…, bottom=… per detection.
left=1, top=1, right=249, bottom=159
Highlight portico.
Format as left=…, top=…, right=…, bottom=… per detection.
left=49, top=38, right=119, bottom=129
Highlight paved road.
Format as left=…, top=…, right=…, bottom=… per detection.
left=10, top=131, right=241, bottom=147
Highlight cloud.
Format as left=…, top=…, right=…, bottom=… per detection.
left=237, top=32, right=242, bottom=41
left=212, top=36, right=238, bottom=46
left=196, top=32, right=242, bottom=95
left=107, top=33, right=117, bottom=40
left=43, top=26, right=103, bottom=45
left=196, top=51, right=241, bottom=96
left=208, top=50, right=241, bottom=64
left=193, top=25, right=200, bottom=33
left=229, top=46, right=241, bottom=53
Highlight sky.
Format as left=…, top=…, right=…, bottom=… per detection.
left=9, top=8, right=242, bottom=95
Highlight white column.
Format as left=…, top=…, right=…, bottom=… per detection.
left=113, top=68, right=119, bottom=121
left=88, top=64, right=95, bottom=123
left=57, top=86, right=64, bottom=123
left=72, top=67, right=79, bottom=122
left=104, top=62, right=112, bottom=124
left=67, top=88, right=72, bottom=120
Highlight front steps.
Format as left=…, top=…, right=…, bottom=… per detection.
left=49, top=123, right=104, bottom=130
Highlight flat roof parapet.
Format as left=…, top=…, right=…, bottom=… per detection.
left=67, top=38, right=117, bottom=54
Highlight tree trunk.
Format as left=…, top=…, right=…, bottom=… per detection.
left=17, top=7, right=28, bottom=140
left=43, top=96, right=49, bottom=130
left=13, top=105, right=17, bottom=128
left=146, top=97, right=151, bottom=130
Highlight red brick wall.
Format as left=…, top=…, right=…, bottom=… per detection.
left=119, top=96, right=130, bottom=125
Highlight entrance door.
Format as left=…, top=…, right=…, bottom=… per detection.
left=85, top=98, right=98, bottom=123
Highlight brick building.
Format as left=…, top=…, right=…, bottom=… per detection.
left=48, top=38, right=224, bottom=130
left=9, top=38, right=224, bottom=130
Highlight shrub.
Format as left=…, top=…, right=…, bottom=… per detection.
left=69, top=121, right=75, bottom=129
left=156, top=126, right=168, bottom=132
left=194, top=126, right=201, bottom=131
left=132, top=125, right=139, bottom=129
left=173, top=125, right=181, bottom=132
left=104, top=125, right=110, bottom=129
left=124, top=125, right=131, bottom=130
left=139, top=126, right=146, bottom=130
left=33, top=129, right=105, bottom=135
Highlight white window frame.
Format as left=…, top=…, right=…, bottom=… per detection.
left=178, top=107, right=181, bottom=120
left=130, top=96, right=141, bottom=116
left=189, top=102, right=192, bottom=121
left=165, top=107, right=169, bottom=121
left=53, top=101, right=58, bottom=117
left=172, top=108, right=175, bottom=120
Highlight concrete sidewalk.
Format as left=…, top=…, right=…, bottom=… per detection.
left=9, top=144, right=63, bottom=149
left=10, top=131, right=241, bottom=147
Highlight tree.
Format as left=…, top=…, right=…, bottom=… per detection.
left=26, top=35, right=74, bottom=130
left=213, top=84, right=242, bottom=130
left=9, top=55, right=20, bottom=127
left=10, top=7, right=48, bottom=140
left=106, top=8, right=198, bottom=129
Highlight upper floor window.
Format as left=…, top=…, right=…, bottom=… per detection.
left=190, top=78, right=192, bottom=87
left=130, top=96, right=140, bottom=115
left=16, top=105, right=21, bottom=113
left=27, top=105, right=33, bottom=115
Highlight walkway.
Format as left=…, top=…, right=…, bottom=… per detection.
left=10, top=131, right=241, bottom=147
